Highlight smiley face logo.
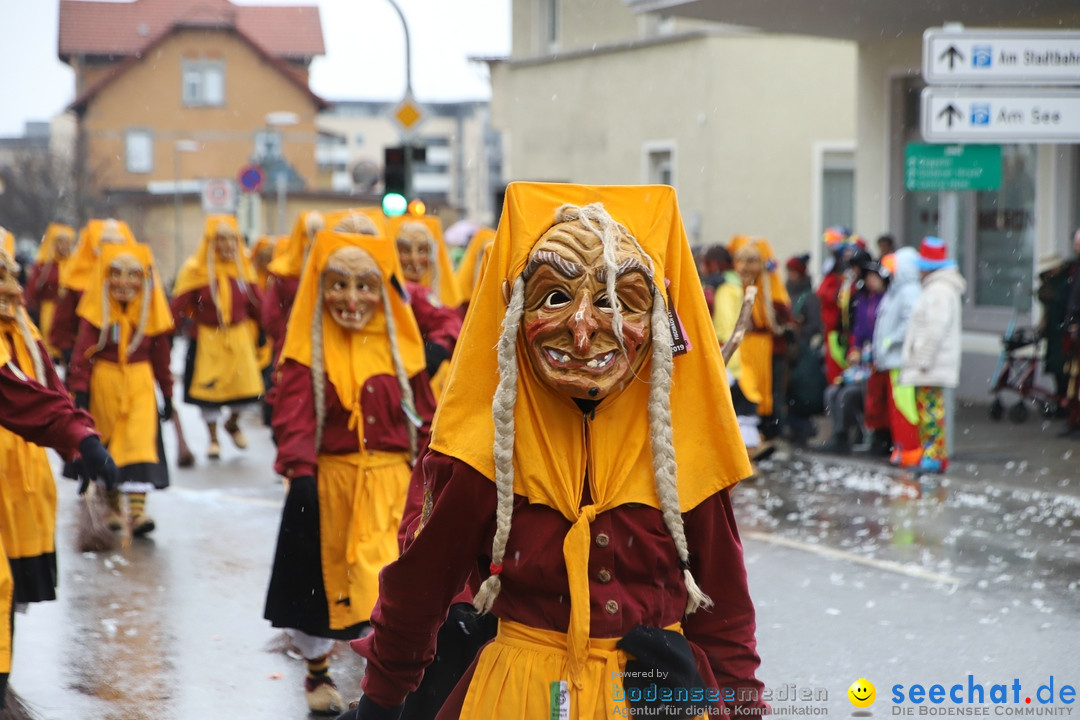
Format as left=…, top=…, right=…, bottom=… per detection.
left=848, top=678, right=876, bottom=708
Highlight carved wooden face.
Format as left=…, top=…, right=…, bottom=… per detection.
left=734, top=246, right=763, bottom=288
left=0, top=252, right=21, bottom=321
left=54, top=232, right=75, bottom=259
left=395, top=223, right=433, bottom=283
left=521, top=220, right=654, bottom=401
left=214, top=232, right=238, bottom=263
left=322, top=246, right=382, bottom=331
left=107, top=253, right=145, bottom=304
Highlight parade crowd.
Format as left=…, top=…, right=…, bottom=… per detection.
left=1, top=187, right=1077, bottom=718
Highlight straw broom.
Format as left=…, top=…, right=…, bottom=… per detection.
left=721, top=285, right=757, bottom=364
left=75, top=480, right=119, bottom=554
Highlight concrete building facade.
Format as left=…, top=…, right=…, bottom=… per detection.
left=488, top=0, right=857, bottom=260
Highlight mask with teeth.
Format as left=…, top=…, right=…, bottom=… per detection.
left=0, top=251, right=21, bottom=321
left=734, top=245, right=763, bottom=288
left=322, top=246, right=382, bottom=331
left=214, top=224, right=239, bottom=263
left=107, top=253, right=145, bottom=305
left=521, top=217, right=654, bottom=401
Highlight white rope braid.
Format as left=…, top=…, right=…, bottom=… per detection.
left=311, top=283, right=327, bottom=454
left=647, top=284, right=712, bottom=614
left=15, top=309, right=45, bottom=382
left=473, top=274, right=525, bottom=614
left=382, top=288, right=418, bottom=461
left=126, top=271, right=152, bottom=358
left=91, top=281, right=111, bottom=356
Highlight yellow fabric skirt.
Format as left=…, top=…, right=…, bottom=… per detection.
left=90, top=359, right=159, bottom=467
left=738, top=332, right=773, bottom=416
left=317, top=450, right=411, bottom=630
left=430, top=362, right=450, bottom=403
left=189, top=322, right=265, bottom=404
left=459, top=621, right=707, bottom=720
left=0, top=544, right=11, bottom=674
left=0, top=429, right=56, bottom=560
left=39, top=299, right=57, bottom=357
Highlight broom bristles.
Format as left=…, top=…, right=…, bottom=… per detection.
left=1, top=687, right=41, bottom=720
left=76, top=483, right=119, bottom=553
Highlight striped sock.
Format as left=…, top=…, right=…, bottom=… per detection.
left=306, top=654, right=330, bottom=681
left=127, top=492, right=146, bottom=518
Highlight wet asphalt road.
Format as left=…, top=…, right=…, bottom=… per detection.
left=11, top=403, right=1080, bottom=719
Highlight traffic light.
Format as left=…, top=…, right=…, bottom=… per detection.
left=407, top=198, right=426, bottom=216
left=382, top=145, right=409, bottom=217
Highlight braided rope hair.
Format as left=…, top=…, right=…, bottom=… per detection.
left=473, top=202, right=712, bottom=616
left=126, top=266, right=152, bottom=358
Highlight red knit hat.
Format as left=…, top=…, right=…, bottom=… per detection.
left=785, top=255, right=808, bottom=274
left=916, top=236, right=954, bottom=271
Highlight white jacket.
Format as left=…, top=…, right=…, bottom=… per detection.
left=900, top=266, right=967, bottom=388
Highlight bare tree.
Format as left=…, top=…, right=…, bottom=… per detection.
left=0, top=147, right=106, bottom=241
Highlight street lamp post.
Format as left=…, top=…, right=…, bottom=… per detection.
left=385, top=0, right=413, bottom=96
left=173, top=139, right=199, bottom=278
left=264, top=111, right=299, bottom=234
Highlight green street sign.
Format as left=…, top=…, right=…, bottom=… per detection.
left=904, top=143, right=1002, bottom=191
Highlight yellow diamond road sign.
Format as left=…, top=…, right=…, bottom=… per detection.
left=394, top=97, right=423, bottom=131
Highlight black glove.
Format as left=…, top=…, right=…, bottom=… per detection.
left=73, top=391, right=89, bottom=410
left=77, top=435, right=119, bottom=492
left=161, top=396, right=174, bottom=421
left=335, top=696, right=403, bottom=720
left=423, top=341, right=450, bottom=378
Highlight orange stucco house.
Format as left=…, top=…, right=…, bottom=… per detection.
left=60, top=0, right=327, bottom=191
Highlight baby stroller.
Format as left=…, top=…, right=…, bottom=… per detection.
left=988, top=325, right=1060, bottom=422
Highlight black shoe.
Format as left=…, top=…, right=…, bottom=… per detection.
left=868, top=429, right=893, bottom=456
left=817, top=434, right=850, bottom=454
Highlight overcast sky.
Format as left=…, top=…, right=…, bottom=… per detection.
left=0, top=0, right=511, bottom=137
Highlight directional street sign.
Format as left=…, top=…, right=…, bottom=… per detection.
left=904, top=143, right=1002, bottom=191
left=923, top=28, right=1080, bottom=85
left=921, top=88, right=1080, bottom=143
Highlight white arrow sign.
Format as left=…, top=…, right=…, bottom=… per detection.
left=924, top=28, right=1080, bottom=85
left=921, top=88, right=1080, bottom=143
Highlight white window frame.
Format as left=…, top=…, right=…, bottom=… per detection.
left=642, top=140, right=676, bottom=187
left=182, top=60, right=226, bottom=107
left=810, top=140, right=856, bottom=275
left=125, top=128, right=154, bottom=174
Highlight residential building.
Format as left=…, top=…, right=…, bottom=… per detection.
left=58, top=0, right=327, bottom=278
left=487, top=0, right=856, bottom=259
left=624, top=0, right=1080, bottom=400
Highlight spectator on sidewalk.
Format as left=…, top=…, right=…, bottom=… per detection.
left=1060, top=228, right=1080, bottom=436
left=900, top=237, right=966, bottom=474
left=783, top=254, right=824, bottom=445
left=873, top=249, right=922, bottom=468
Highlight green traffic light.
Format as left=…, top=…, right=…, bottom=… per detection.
left=382, top=193, right=408, bottom=217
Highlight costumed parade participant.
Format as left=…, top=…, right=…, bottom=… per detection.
left=0, top=235, right=118, bottom=708
left=390, top=216, right=464, bottom=396
left=453, top=225, right=496, bottom=313
left=263, top=211, right=326, bottom=364
left=250, top=235, right=280, bottom=426
left=171, top=215, right=263, bottom=461
left=23, top=222, right=76, bottom=360
left=721, top=235, right=791, bottom=460
left=67, top=243, right=175, bottom=536
left=264, top=229, right=437, bottom=715
left=341, top=182, right=766, bottom=720
left=817, top=226, right=851, bottom=386
left=49, top=219, right=137, bottom=367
